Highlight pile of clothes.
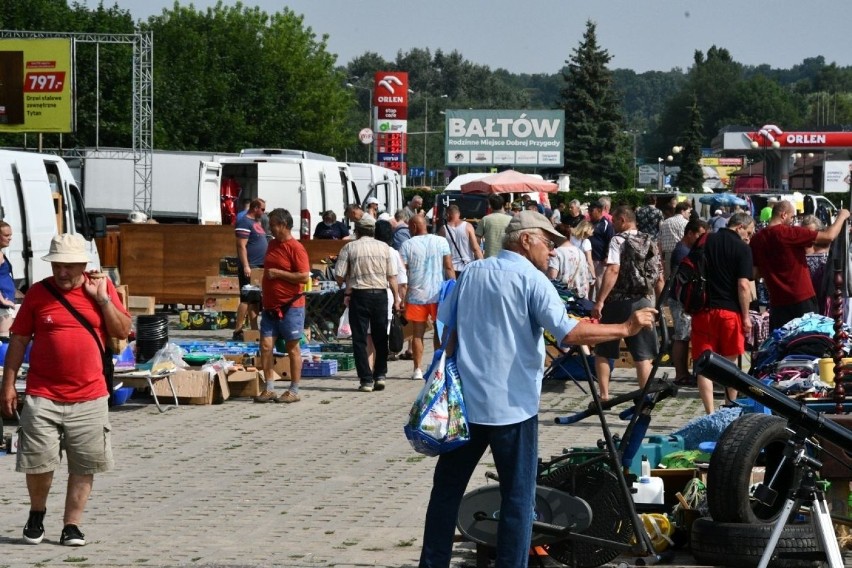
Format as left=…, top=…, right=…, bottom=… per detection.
left=750, top=313, right=850, bottom=399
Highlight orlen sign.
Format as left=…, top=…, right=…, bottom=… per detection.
left=373, top=72, right=408, bottom=120
left=745, top=124, right=852, bottom=149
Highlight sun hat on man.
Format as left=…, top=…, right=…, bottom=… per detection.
left=42, top=233, right=90, bottom=263
left=365, top=196, right=380, bottom=206
left=505, top=210, right=566, bottom=246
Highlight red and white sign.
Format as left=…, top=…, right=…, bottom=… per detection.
left=746, top=125, right=852, bottom=149
left=373, top=72, right=409, bottom=107
left=358, top=128, right=374, bottom=144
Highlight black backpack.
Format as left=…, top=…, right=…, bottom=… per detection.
left=672, top=232, right=710, bottom=315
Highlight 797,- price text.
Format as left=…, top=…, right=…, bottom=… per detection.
left=24, top=72, right=66, bottom=93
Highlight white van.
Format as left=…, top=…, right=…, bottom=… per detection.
left=0, top=149, right=104, bottom=290
left=198, top=149, right=349, bottom=239
left=346, top=163, right=403, bottom=214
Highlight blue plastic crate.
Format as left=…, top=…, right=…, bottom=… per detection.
left=301, top=359, right=338, bottom=377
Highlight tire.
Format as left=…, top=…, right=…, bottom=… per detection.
left=690, top=517, right=821, bottom=567
left=708, top=414, right=802, bottom=524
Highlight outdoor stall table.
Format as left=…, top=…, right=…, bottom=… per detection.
left=304, top=288, right=345, bottom=343
left=114, top=370, right=179, bottom=412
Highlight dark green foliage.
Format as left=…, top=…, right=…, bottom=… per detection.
left=675, top=96, right=704, bottom=192
left=561, top=21, right=628, bottom=193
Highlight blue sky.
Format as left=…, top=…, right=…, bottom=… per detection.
left=113, top=0, right=852, bottom=74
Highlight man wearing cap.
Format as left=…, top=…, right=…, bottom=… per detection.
left=335, top=216, right=401, bottom=392
left=1, top=233, right=131, bottom=548
left=419, top=211, right=657, bottom=567
left=399, top=215, right=455, bottom=380
left=364, top=196, right=380, bottom=220
left=710, top=209, right=728, bottom=232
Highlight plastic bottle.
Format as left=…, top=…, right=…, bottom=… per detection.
left=640, top=455, right=651, bottom=478
left=633, top=455, right=664, bottom=504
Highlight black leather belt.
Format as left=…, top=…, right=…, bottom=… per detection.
left=351, top=289, right=386, bottom=294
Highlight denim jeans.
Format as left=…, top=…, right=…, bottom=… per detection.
left=349, top=289, right=389, bottom=381
left=419, top=415, right=538, bottom=568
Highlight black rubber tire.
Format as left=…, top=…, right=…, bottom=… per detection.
left=690, top=517, right=821, bottom=567
left=707, top=413, right=802, bottom=524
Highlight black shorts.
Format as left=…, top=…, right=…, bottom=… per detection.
left=239, top=266, right=262, bottom=303
left=594, top=297, right=658, bottom=362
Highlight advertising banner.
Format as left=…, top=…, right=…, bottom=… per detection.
left=824, top=161, right=852, bottom=193
left=0, top=38, right=73, bottom=133
left=444, top=109, right=564, bottom=167
left=373, top=71, right=408, bottom=173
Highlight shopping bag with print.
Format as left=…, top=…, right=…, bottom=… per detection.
left=404, top=348, right=470, bottom=456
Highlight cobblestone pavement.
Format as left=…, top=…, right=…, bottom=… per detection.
left=0, top=321, right=753, bottom=567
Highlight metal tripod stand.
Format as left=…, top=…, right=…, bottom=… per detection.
left=756, top=429, right=845, bottom=568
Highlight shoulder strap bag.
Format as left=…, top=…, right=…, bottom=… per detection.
left=43, top=281, right=116, bottom=406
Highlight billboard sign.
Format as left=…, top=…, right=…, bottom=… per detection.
left=444, top=109, right=564, bottom=167
left=0, top=38, right=74, bottom=133
left=373, top=71, right=408, bottom=173
left=824, top=161, right=852, bottom=193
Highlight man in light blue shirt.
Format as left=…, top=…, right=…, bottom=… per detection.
left=419, top=211, right=657, bottom=568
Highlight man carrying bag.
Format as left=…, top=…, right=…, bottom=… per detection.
left=418, top=212, right=657, bottom=568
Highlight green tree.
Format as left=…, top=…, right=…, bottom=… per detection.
left=561, top=20, right=627, bottom=192
left=143, top=2, right=351, bottom=154
left=676, top=96, right=704, bottom=192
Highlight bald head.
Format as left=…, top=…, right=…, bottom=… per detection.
left=409, top=214, right=427, bottom=236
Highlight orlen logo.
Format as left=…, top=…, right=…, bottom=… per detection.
left=373, top=71, right=408, bottom=107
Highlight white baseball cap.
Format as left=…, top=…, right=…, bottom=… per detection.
left=365, top=197, right=379, bottom=206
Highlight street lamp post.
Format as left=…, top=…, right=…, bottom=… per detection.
left=410, top=90, right=447, bottom=187
left=346, top=81, right=373, bottom=163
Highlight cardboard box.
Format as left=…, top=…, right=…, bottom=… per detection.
left=205, top=276, right=240, bottom=294
left=203, top=294, right=240, bottom=312
left=116, top=285, right=129, bottom=309
left=219, top=256, right=239, bottom=276
left=272, top=355, right=290, bottom=378
left=226, top=369, right=261, bottom=398
left=651, top=468, right=697, bottom=507
left=243, top=330, right=260, bottom=343
left=151, top=368, right=228, bottom=405
left=214, top=311, right=238, bottom=330
left=613, top=348, right=634, bottom=369
left=128, top=295, right=156, bottom=316
left=250, top=267, right=264, bottom=287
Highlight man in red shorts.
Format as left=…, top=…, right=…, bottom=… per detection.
left=399, top=216, right=454, bottom=380
left=691, top=212, right=754, bottom=414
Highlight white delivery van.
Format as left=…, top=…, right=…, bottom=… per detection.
left=0, top=149, right=104, bottom=290
left=198, top=149, right=349, bottom=239
left=346, top=163, right=403, bottom=214
left=73, top=148, right=237, bottom=223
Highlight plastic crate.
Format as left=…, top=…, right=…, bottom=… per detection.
left=301, top=360, right=338, bottom=377
left=320, top=342, right=354, bottom=353
left=322, top=353, right=355, bottom=371
left=301, top=342, right=323, bottom=354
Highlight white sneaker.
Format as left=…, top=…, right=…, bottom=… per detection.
left=412, top=368, right=423, bottom=380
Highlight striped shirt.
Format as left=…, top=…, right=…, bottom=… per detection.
left=336, top=237, right=397, bottom=290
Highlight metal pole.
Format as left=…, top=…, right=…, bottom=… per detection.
left=424, top=97, right=428, bottom=187
left=369, top=87, right=373, bottom=164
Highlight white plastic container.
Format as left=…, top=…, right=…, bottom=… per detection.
left=632, top=476, right=665, bottom=505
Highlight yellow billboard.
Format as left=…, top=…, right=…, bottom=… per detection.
left=0, top=38, right=73, bottom=133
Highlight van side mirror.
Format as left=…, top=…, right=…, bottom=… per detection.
left=91, top=215, right=107, bottom=239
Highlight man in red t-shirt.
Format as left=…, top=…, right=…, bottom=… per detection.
left=0, top=233, right=131, bottom=547
left=751, top=200, right=849, bottom=330
left=256, top=209, right=311, bottom=404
